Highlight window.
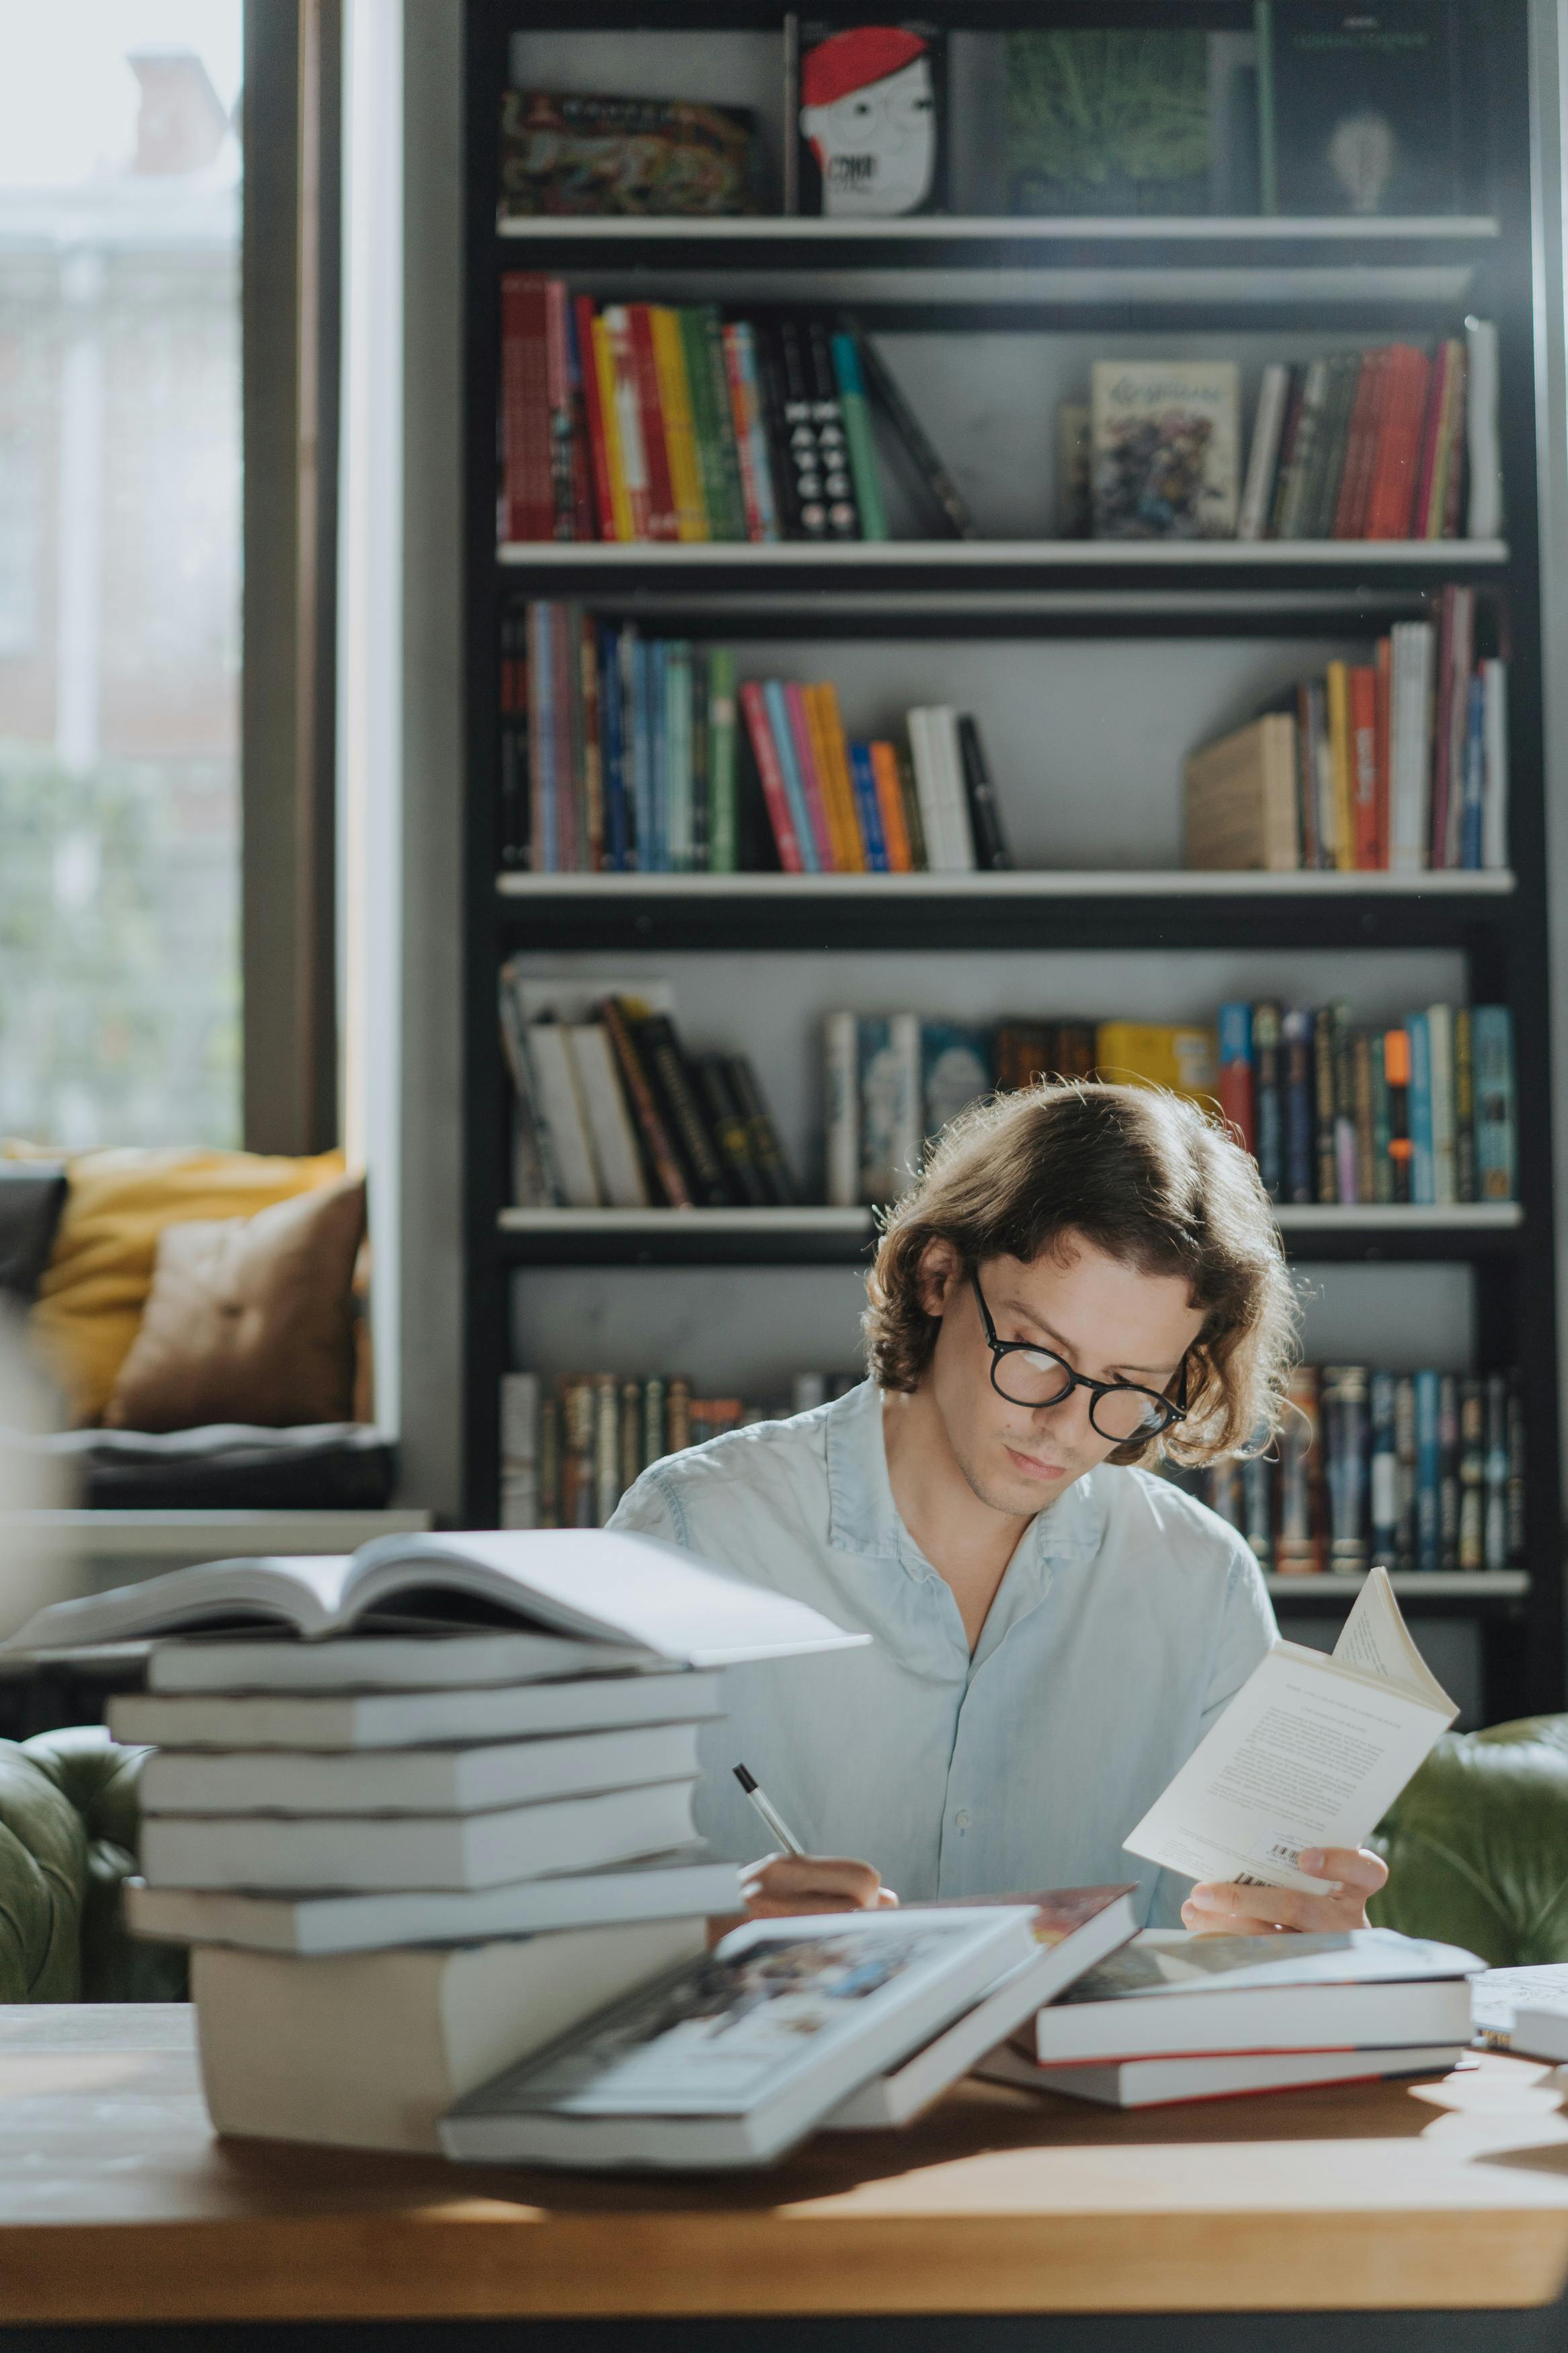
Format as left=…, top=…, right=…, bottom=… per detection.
left=0, top=2, right=243, bottom=1148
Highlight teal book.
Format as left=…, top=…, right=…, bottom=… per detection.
left=707, top=647, right=738, bottom=874
left=1405, top=1012, right=1435, bottom=1206
left=829, top=333, right=888, bottom=541
left=761, top=679, right=820, bottom=873
left=1413, top=1369, right=1442, bottom=1574
left=1473, top=1006, right=1516, bottom=1202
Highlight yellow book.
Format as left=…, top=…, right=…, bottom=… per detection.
left=649, top=308, right=708, bottom=543
left=1094, top=1023, right=1219, bottom=1105
left=1325, top=660, right=1355, bottom=874
left=589, top=316, right=634, bottom=544
left=804, top=683, right=866, bottom=873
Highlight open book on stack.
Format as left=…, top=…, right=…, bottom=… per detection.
left=5, top=1529, right=869, bottom=2155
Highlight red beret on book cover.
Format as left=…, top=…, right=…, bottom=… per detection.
left=800, top=25, right=928, bottom=110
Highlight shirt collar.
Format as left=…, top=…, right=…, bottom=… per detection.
left=824, top=1378, right=1108, bottom=1568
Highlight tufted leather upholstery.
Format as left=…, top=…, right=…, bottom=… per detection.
left=0, top=1727, right=184, bottom=2002
left=1370, top=1714, right=1568, bottom=1966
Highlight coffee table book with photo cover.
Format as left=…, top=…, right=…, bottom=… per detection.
left=499, top=89, right=761, bottom=218
left=440, top=1905, right=1037, bottom=2171
left=1091, top=362, right=1239, bottom=541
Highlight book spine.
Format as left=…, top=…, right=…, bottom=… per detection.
left=725, top=1054, right=798, bottom=1205
left=869, top=740, right=913, bottom=872
left=1473, top=1006, right=1516, bottom=1200
left=578, top=610, right=603, bottom=871
left=602, top=307, right=651, bottom=542
left=809, top=681, right=867, bottom=873
left=1457, top=1377, right=1485, bottom=1572
left=1484, top=1373, right=1510, bottom=1570
left=804, top=318, right=860, bottom=539
left=1481, top=657, right=1509, bottom=870
left=563, top=299, right=595, bottom=543
left=593, top=1374, right=621, bottom=1526
left=1237, top=362, right=1290, bottom=543
left=587, top=313, right=633, bottom=543
left=1331, top=351, right=1380, bottom=540
left=1429, top=586, right=1456, bottom=869
left=1465, top=317, right=1503, bottom=540
left=1384, top=1027, right=1413, bottom=1204
left=956, top=714, right=1012, bottom=871
left=667, top=1378, right=692, bottom=1455
left=664, top=639, right=693, bottom=873
left=1411, top=338, right=1450, bottom=545
left=780, top=680, right=836, bottom=870
left=829, top=331, right=888, bottom=542
left=1217, top=1002, right=1255, bottom=1156
left=1312, top=1006, right=1338, bottom=1204
left=1439, top=1372, right=1460, bottom=1570
left=1321, top=1365, right=1368, bottom=1572
left=1426, top=1003, right=1456, bottom=1207
left=1282, top=1007, right=1313, bottom=1205
left=1251, top=1001, right=1282, bottom=1197
left=1325, top=660, right=1354, bottom=875
left=738, top=679, right=805, bottom=873
left=721, top=322, right=772, bottom=544
left=1275, top=1367, right=1320, bottom=1574
left=1373, top=635, right=1393, bottom=869
left=1348, top=665, right=1378, bottom=871
left=526, top=600, right=555, bottom=875
left=694, top=1057, right=769, bottom=1207
left=552, top=593, right=579, bottom=872
left=1352, top=1031, right=1375, bottom=1205
left=690, top=641, right=711, bottom=873
left=600, top=998, right=693, bottom=1209
left=1452, top=1005, right=1475, bottom=1204
left=638, top=1013, right=731, bottom=1207
left=1267, top=366, right=1305, bottom=536
left=1406, top=1012, right=1435, bottom=1205
left=1366, top=346, right=1430, bottom=541
left=850, top=324, right=977, bottom=540
left=1370, top=1029, right=1393, bottom=1203
left=707, top=647, right=737, bottom=875
left=1368, top=1369, right=1397, bottom=1569
left=598, top=624, right=626, bottom=873
left=1294, top=686, right=1320, bottom=871
left=700, top=307, right=749, bottom=543
left=499, top=274, right=553, bottom=544
left=648, top=305, right=708, bottom=543
left=848, top=744, right=891, bottom=873
left=641, top=1375, right=666, bottom=1470
left=1413, top=1370, right=1442, bottom=1574
left=763, top=678, right=821, bottom=871
left=858, top=1014, right=922, bottom=1204
left=625, top=303, right=677, bottom=539
left=1439, top=338, right=1469, bottom=539
left=543, top=279, right=575, bottom=541
left=1388, top=621, right=1434, bottom=872
left=572, top=297, right=616, bottom=541
left=824, top=1012, right=860, bottom=1207
left=1460, top=672, right=1485, bottom=871
left=1331, top=1002, right=1357, bottom=1204
left=1442, top=587, right=1475, bottom=871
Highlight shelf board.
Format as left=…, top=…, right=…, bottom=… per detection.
left=495, top=868, right=1515, bottom=951
left=497, top=214, right=1501, bottom=245
left=1268, top=1572, right=1526, bottom=1607
left=496, top=1205, right=1521, bottom=1268
left=499, top=539, right=1508, bottom=575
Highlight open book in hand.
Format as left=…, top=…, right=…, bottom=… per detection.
left=1124, top=1566, right=1456, bottom=1897
left=0, top=1529, right=870, bottom=1673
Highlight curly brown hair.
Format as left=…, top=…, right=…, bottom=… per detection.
left=862, top=1080, right=1298, bottom=1468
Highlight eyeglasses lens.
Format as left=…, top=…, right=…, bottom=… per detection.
left=992, top=1349, right=1165, bottom=1441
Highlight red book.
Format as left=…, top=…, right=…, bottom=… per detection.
left=1364, top=348, right=1432, bottom=540
left=1349, top=664, right=1379, bottom=871
left=1410, top=340, right=1450, bottom=545
left=1219, top=1043, right=1255, bottom=1157
left=543, top=279, right=575, bottom=541
left=499, top=274, right=553, bottom=543
left=626, top=305, right=677, bottom=543
left=1373, top=636, right=1393, bottom=869
left=1331, top=352, right=1384, bottom=539
left=739, top=682, right=805, bottom=873
left=573, top=294, right=618, bottom=541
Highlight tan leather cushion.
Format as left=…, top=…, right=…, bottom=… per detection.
left=103, top=1176, right=366, bottom=1433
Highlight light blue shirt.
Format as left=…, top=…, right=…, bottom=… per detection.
left=609, top=1378, right=1277, bottom=1927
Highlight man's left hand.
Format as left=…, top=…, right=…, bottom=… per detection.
left=1180, top=1845, right=1388, bottom=1936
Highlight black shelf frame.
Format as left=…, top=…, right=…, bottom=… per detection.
left=460, top=0, right=1563, bottom=1714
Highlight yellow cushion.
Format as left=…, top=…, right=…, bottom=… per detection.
left=7, top=1146, right=343, bottom=1424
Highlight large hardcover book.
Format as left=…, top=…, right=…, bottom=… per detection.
left=1091, top=361, right=1239, bottom=541
left=499, top=90, right=760, bottom=219
left=1003, top=29, right=1211, bottom=218
left=796, top=22, right=947, bottom=218
left=1259, top=3, right=1463, bottom=218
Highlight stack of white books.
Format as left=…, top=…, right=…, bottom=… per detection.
left=979, top=1927, right=1481, bottom=2110
left=7, top=1529, right=869, bottom=2155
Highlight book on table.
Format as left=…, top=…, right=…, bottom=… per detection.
left=440, top=1903, right=1039, bottom=2171
left=124, top=1847, right=745, bottom=1954
left=2, top=1527, right=869, bottom=1672
left=981, top=2039, right=1468, bottom=2111
left=1022, top=1927, right=1479, bottom=2065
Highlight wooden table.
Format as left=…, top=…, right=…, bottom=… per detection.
left=5, top=2007, right=1568, bottom=2350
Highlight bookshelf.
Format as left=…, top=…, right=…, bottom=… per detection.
left=460, top=2, right=1561, bottom=1725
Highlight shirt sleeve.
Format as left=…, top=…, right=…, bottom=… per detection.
left=605, top=1466, right=685, bottom=1547
left=1146, top=1534, right=1278, bottom=1930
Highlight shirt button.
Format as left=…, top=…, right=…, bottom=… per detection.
left=954, top=1808, right=971, bottom=1830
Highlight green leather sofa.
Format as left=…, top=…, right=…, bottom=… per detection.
left=1, top=1714, right=1567, bottom=2001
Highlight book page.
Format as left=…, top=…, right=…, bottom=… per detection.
left=1, top=1556, right=357, bottom=1652
left=1123, top=1639, right=1454, bottom=1895
left=1333, top=1564, right=1454, bottom=1710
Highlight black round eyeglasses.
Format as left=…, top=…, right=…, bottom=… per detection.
left=969, top=1271, right=1189, bottom=1445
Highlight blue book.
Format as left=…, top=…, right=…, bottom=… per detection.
left=599, top=625, right=628, bottom=872
left=527, top=602, right=557, bottom=874
left=629, top=636, right=655, bottom=870
left=761, top=680, right=821, bottom=874
left=1281, top=1007, right=1314, bottom=1204
left=1413, top=1369, right=1443, bottom=1573
left=848, top=744, right=890, bottom=873
left=1405, top=1012, right=1435, bottom=1205
left=1473, top=1005, right=1516, bottom=1201
left=920, top=1022, right=991, bottom=1146
left=1251, top=1002, right=1282, bottom=1199
left=1460, top=674, right=1485, bottom=871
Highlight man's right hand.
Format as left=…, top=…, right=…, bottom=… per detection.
left=740, top=1852, right=899, bottom=1919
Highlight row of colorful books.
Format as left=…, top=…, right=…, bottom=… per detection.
left=824, top=1006, right=1517, bottom=1210
left=1216, top=1001, right=1516, bottom=1207
left=499, top=969, right=795, bottom=1213
left=499, top=282, right=968, bottom=545
left=499, top=606, right=1009, bottom=875
left=1235, top=333, right=1493, bottom=543
left=1169, top=1367, right=1524, bottom=1579
left=499, top=1371, right=861, bottom=1531
left=1186, top=596, right=1507, bottom=874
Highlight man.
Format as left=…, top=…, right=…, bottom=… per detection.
left=610, top=1082, right=1387, bottom=1936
